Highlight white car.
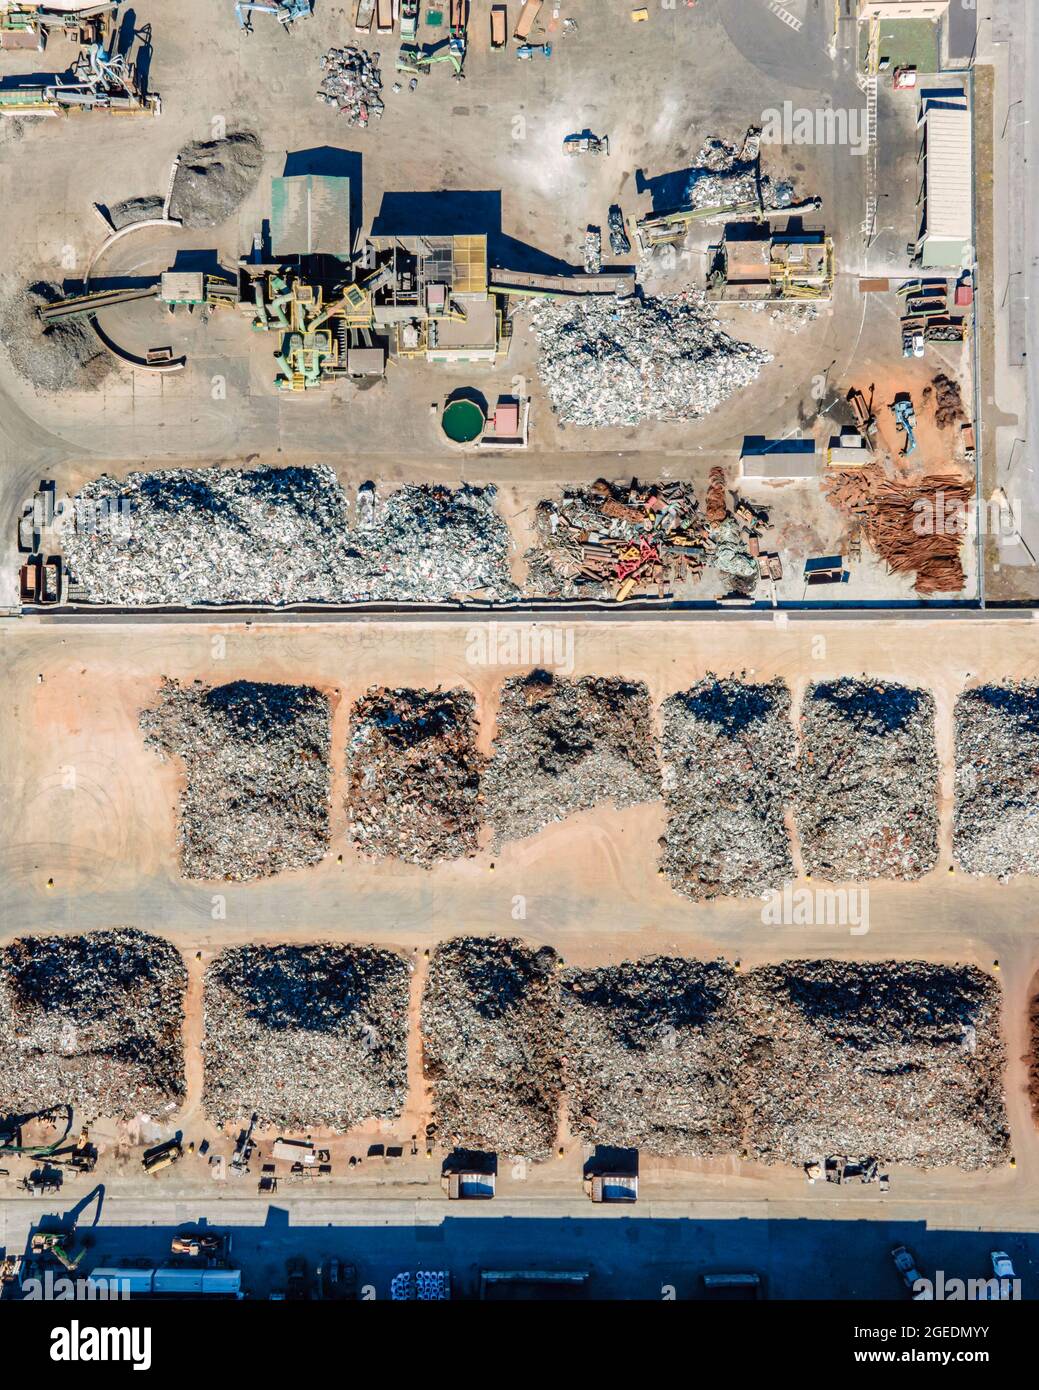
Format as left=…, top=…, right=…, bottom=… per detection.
left=991, top=1251, right=1016, bottom=1280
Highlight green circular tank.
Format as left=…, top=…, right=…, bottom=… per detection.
left=441, top=398, right=484, bottom=443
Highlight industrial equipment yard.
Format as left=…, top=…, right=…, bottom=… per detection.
left=0, top=0, right=1037, bottom=1331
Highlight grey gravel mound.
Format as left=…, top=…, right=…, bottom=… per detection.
left=562, top=957, right=743, bottom=1156
left=140, top=677, right=332, bottom=882
left=740, top=960, right=1009, bottom=1169
left=0, top=279, right=114, bottom=393
left=203, top=944, right=410, bottom=1131
left=954, top=682, right=1039, bottom=880
left=422, top=937, right=562, bottom=1160
left=483, top=672, right=659, bottom=846
left=0, top=929, right=186, bottom=1120
left=168, top=129, right=263, bottom=228
left=660, top=676, right=795, bottom=900
left=795, top=678, right=939, bottom=882
left=108, top=195, right=165, bottom=229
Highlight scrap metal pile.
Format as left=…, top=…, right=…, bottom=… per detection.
left=685, top=128, right=773, bottom=208
left=317, top=46, right=384, bottom=127
left=740, top=961, right=1009, bottom=1170
left=523, top=473, right=768, bottom=600
left=347, top=686, right=484, bottom=866
left=795, top=679, right=938, bottom=882
left=561, top=958, right=743, bottom=1156
left=482, top=672, right=659, bottom=846
left=168, top=130, right=263, bottom=228
left=823, top=463, right=972, bottom=595
left=0, top=278, right=113, bottom=393
left=140, top=678, right=332, bottom=882
left=0, top=930, right=186, bottom=1120
left=660, top=677, right=796, bottom=901
left=954, top=682, right=1039, bottom=880
left=524, top=291, right=772, bottom=428
left=63, top=467, right=516, bottom=605
left=422, top=938, right=563, bottom=1160
left=202, top=945, right=410, bottom=1131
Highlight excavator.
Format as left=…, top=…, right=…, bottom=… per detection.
left=395, top=36, right=466, bottom=78
left=0, top=1106, right=73, bottom=1159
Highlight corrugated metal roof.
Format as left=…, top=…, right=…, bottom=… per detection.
left=924, top=107, right=972, bottom=242
left=270, top=175, right=351, bottom=259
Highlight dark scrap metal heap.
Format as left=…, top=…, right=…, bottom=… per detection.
left=140, top=677, right=332, bottom=882
left=561, top=957, right=743, bottom=1156
left=347, top=686, right=484, bottom=866
left=0, top=930, right=186, bottom=1120
left=203, top=944, right=410, bottom=1131
left=422, top=937, right=563, bottom=1161
left=660, top=676, right=796, bottom=900
left=795, top=678, right=939, bottom=881
left=483, top=672, right=659, bottom=846
left=954, top=681, right=1039, bottom=880
left=739, top=960, right=1010, bottom=1170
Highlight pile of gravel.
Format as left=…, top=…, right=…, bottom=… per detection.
left=795, top=679, right=939, bottom=881
left=203, top=945, right=410, bottom=1131
left=660, top=677, right=796, bottom=900
left=740, top=960, right=1010, bottom=1169
left=561, top=958, right=743, bottom=1156
left=422, top=937, right=562, bottom=1160
left=168, top=129, right=263, bottom=228
left=347, top=686, right=484, bottom=866
left=107, top=195, right=165, bottom=229
left=0, top=279, right=114, bottom=393
left=954, top=682, right=1039, bottom=880
left=140, top=678, right=332, bottom=882
left=62, top=467, right=516, bottom=606
left=525, top=290, right=772, bottom=428
left=483, top=672, right=659, bottom=846
left=0, top=930, right=186, bottom=1120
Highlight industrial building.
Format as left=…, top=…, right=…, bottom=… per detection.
left=915, top=86, right=973, bottom=269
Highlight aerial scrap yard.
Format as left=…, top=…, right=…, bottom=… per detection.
left=202, top=944, right=410, bottom=1132
left=140, top=677, right=332, bottom=882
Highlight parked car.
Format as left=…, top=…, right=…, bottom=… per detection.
left=892, top=1244, right=931, bottom=1299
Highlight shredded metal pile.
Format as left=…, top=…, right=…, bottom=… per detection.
left=347, top=686, right=484, bottom=866
left=62, top=467, right=515, bottom=606
left=562, top=958, right=743, bottom=1156
left=0, top=279, right=114, bottom=393
left=525, top=290, right=771, bottom=428
left=422, top=937, right=562, bottom=1160
left=168, top=129, right=264, bottom=228
left=523, top=475, right=767, bottom=600
left=660, top=677, right=796, bottom=900
left=203, top=945, right=410, bottom=1131
left=140, top=678, right=332, bottom=882
left=954, top=682, right=1039, bottom=880
left=740, top=960, right=1009, bottom=1169
left=483, top=672, right=659, bottom=846
left=0, top=930, right=186, bottom=1120
left=795, top=679, right=938, bottom=882
left=317, top=46, right=384, bottom=127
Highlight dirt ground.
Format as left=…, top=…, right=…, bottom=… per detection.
left=1, top=614, right=1038, bottom=1206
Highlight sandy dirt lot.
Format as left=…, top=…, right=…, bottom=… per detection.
left=1, top=614, right=1038, bottom=1208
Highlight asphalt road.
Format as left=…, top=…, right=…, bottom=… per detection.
left=3, top=1194, right=1038, bottom=1300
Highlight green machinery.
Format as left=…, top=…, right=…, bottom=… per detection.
left=396, top=36, right=466, bottom=77
left=248, top=271, right=374, bottom=390
left=0, top=38, right=159, bottom=116
left=0, top=1106, right=73, bottom=1158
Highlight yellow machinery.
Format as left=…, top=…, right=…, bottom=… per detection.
left=250, top=273, right=375, bottom=390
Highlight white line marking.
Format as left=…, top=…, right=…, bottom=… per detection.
left=767, top=1, right=803, bottom=33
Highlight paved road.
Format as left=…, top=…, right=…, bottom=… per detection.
left=3, top=1194, right=1038, bottom=1300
